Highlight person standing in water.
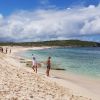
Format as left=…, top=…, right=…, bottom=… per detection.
left=46, top=57, right=51, bottom=77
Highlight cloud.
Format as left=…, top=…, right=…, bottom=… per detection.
left=40, top=0, right=49, bottom=5
left=0, top=4, right=100, bottom=42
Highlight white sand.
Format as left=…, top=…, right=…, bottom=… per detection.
left=0, top=46, right=99, bottom=100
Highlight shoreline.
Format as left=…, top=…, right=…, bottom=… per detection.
left=11, top=46, right=100, bottom=100
left=0, top=51, right=91, bottom=100
left=38, top=67, right=100, bottom=100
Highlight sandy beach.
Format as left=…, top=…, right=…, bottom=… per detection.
left=0, top=46, right=100, bottom=100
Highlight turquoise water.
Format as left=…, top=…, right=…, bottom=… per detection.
left=18, top=47, right=100, bottom=78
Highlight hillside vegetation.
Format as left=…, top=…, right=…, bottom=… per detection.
left=0, top=40, right=100, bottom=47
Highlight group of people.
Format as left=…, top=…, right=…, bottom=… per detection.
left=5, top=48, right=11, bottom=54
left=32, top=54, right=51, bottom=77
left=0, top=47, right=11, bottom=54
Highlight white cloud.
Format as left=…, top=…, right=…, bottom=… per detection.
left=40, top=0, right=49, bottom=5
left=0, top=4, right=100, bottom=42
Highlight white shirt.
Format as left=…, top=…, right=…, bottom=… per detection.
left=32, top=59, right=37, bottom=66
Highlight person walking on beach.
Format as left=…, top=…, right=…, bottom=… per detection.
left=46, top=57, right=51, bottom=77
left=10, top=48, right=11, bottom=54
left=32, top=57, right=37, bottom=73
left=6, top=48, right=8, bottom=54
left=1, top=47, right=3, bottom=53
left=32, top=54, right=35, bottom=71
left=0, top=47, right=3, bottom=53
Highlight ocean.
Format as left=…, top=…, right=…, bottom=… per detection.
left=18, top=47, right=100, bottom=78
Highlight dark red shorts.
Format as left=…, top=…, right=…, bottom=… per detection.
left=47, top=65, right=50, bottom=69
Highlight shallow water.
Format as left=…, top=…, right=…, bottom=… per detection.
left=18, top=47, right=100, bottom=78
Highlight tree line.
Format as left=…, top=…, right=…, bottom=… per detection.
left=0, top=40, right=100, bottom=47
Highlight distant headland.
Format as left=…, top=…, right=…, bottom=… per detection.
left=0, top=40, right=100, bottom=47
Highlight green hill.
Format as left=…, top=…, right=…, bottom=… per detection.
left=0, top=40, right=100, bottom=47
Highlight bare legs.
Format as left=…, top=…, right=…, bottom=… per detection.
left=32, top=66, right=35, bottom=72
left=35, top=66, right=37, bottom=73
left=32, top=66, right=37, bottom=73
left=46, top=69, right=50, bottom=76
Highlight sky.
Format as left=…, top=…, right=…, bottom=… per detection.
left=0, top=0, right=100, bottom=42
